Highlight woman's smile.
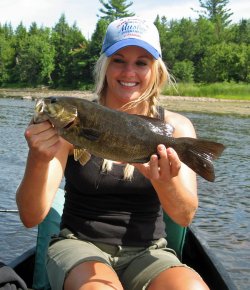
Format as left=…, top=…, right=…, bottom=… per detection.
left=119, top=81, right=138, bottom=87
left=105, top=46, right=153, bottom=109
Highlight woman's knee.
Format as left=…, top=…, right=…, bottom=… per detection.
left=147, top=266, right=209, bottom=290
left=64, top=261, right=123, bottom=290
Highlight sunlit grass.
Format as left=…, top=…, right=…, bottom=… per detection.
left=163, top=82, right=250, bottom=100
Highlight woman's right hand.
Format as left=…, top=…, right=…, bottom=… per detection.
left=17, top=121, right=71, bottom=227
left=24, top=121, right=63, bottom=162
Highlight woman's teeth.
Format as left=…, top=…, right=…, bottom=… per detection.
left=120, top=81, right=137, bottom=87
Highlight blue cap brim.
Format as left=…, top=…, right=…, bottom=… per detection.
left=103, top=39, right=160, bottom=59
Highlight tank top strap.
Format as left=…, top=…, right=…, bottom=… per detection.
left=157, top=105, right=165, bottom=121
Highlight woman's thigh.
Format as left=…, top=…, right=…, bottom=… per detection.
left=46, top=238, right=114, bottom=290
left=147, top=266, right=209, bottom=290
left=64, top=261, right=123, bottom=290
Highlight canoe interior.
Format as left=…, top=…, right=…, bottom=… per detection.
left=10, top=227, right=237, bottom=290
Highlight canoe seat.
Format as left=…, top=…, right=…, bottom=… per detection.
left=32, top=189, right=186, bottom=290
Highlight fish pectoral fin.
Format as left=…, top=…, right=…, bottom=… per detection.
left=80, top=128, right=101, bottom=141
left=73, top=148, right=91, bottom=166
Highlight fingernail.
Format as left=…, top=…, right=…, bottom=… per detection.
left=167, top=147, right=173, bottom=154
left=158, top=144, right=165, bottom=151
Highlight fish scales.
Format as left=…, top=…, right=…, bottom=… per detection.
left=53, top=97, right=172, bottom=162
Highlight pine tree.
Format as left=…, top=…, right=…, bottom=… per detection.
left=98, top=0, right=134, bottom=22
left=197, top=0, right=233, bottom=27
left=195, top=0, right=233, bottom=40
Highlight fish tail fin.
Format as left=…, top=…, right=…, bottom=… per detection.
left=175, top=138, right=225, bottom=182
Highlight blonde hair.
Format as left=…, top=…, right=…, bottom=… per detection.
left=94, top=54, right=169, bottom=117
left=93, top=53, right=169, bottom=180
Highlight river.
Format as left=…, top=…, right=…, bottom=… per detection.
left=0, top=98, right=249, bottom=289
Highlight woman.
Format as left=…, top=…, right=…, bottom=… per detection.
left=16, top=17, right=209, bottom=290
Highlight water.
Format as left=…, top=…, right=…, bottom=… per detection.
left=0, top=98, right=249, bottom=289
left=0, top=98, right=37, bottom=262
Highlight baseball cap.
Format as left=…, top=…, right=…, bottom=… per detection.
left=101, top=17, right=162, bottom=59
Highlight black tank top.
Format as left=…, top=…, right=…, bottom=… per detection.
left=62, top=107, right=166, bottom=246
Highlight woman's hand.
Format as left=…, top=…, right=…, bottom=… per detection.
left=24, top=121, right=63, bottom=162
left=17, top=121, right=71, bottom=227
left=133, top=144, right=182, bottom=183
left=134, top=144, right=197, bottom=226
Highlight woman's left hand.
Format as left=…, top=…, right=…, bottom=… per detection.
left=133, top=144, right=182, bottom=183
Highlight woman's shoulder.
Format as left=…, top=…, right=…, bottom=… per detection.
left=164, top=109, right=196, bottom=137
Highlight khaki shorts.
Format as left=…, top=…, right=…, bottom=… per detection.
left=46, top=231, right=186, bottom=290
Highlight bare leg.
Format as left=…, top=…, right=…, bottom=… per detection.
left=147, top=266, right=210, bottom=290
left=64, top=261, right=123, bottom=290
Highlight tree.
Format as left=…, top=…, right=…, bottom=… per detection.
left=229, top=19, right=250, bottom=44
left=0, top=35, right=15, bottom=85
left=154, top=16, right=206, bottom=76
left=87, top=19, right=109, bottom=71
left=154, top=16, right=182, bottom=68
left=98, top=0, right=134, bottom=21
left=15, top=32, right=55, bottom=86
left=68, top=19, right=109, bottom=87
left=51, top=14, right=87, bottom=87
left=173, top=60, right=195, bottom=82
left=154, top=16, right=170, bottom=61
left=0, top=23, right=15, bottom=85
left=195, top=0, right=233, bottom=40
left=0, top=23, right=14, bottom=39
left=197, top=0, right=233, bottom=25
left=200, top=42, right=249, bottom=82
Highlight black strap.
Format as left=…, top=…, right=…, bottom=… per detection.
left=157, top=106, right=165, bottom=121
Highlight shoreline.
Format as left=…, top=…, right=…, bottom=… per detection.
left=0, top=88, right=249, bottom=116
left=160, top=96, right=250, bottom=116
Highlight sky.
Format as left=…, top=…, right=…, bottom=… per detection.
left=0, top=0, right=249, bottom=38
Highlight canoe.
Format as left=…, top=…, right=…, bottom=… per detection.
left=8, top=189, right=237, bottom=290
left=9, top=225, right=237, bottom=290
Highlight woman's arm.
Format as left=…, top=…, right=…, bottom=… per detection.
left=16, top=121, right=72, bottom=228
left=134, top=111, right=198, bottom=227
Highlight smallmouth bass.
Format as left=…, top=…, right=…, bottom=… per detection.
left=34, top=96, right=225, bottom=182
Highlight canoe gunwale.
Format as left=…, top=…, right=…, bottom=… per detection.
left=183, top=226, right=237, bottom=290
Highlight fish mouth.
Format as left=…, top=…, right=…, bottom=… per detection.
left=36, top=99, right=45, bottom=113
left=35, top=99, right=45, bottom=114
left=33, top=99, right=49, bottom=123
left=63, top=119, right=75, bottom=129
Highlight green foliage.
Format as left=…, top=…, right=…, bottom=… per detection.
left=15, top=34, right=55, bottom=86
left=172, top=60, right=195, bottom=82
left=50, top=14, right=87, bottom=88
left=81, top=18, right=110, bottom=84
left=229, top=19, right=250, bottom=44
left=197, top=0, right=233, bottom=26
left=200, top=42, right=249, bottom=82
left=0, top=0, right=249, bottom=89
left=98, top=0, right=134, bottom=21
left=0, top=35, right=15, bottom=84
left=196, top=0, right=233, bottom=41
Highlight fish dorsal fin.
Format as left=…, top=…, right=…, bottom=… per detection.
left=73, top=148, right=91, bottom=166
left=135, top=115, right=174, bottom=137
